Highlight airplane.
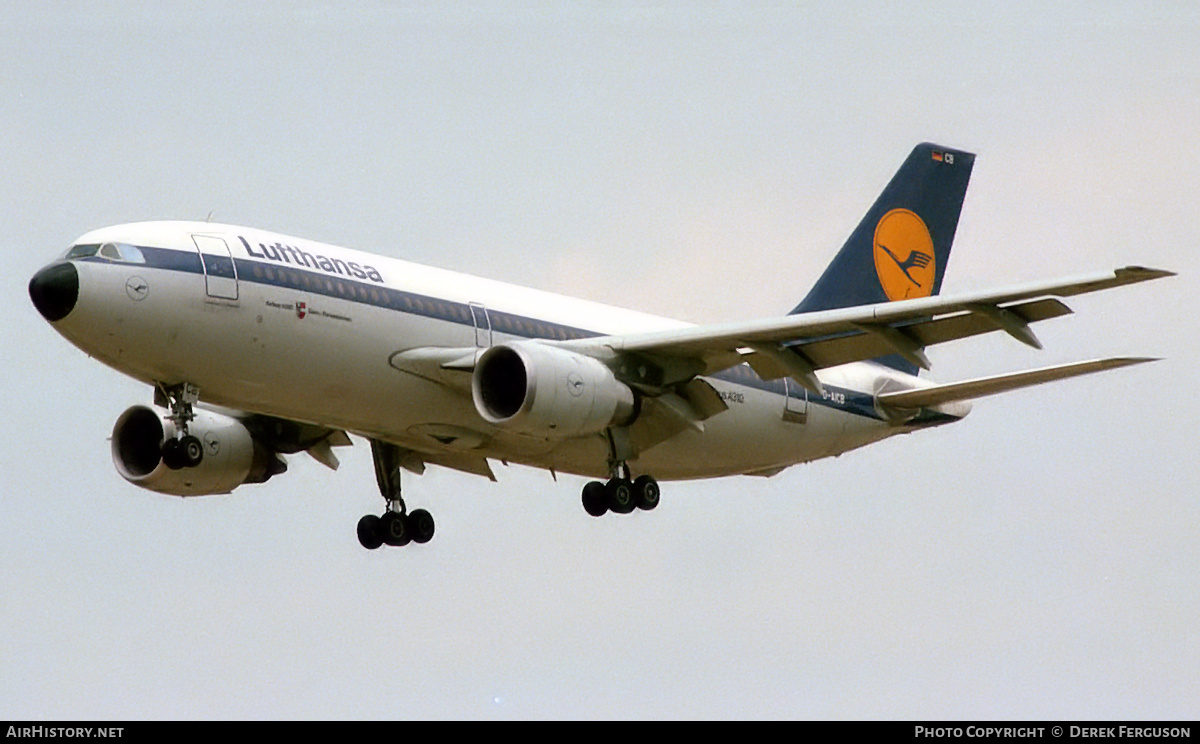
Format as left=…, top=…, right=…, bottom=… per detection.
left=28, top=143, right=1172, bottom=550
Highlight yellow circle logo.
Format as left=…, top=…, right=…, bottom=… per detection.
left=873, top=208, right=936, bottom=301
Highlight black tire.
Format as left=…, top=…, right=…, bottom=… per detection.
left=606, top=478, right=635, bottom=514
left=380, top=511, right=411, bottom=546
left=161, top=438, right=185, bottom=470
left=582, top=481, right=608, bottom=517
left=179, top=435, right=204, bottom=468
left=357, top=514, right=383, bottom=550
left=408, top=509, right=435, bottom=544
left=633, top=475, right=660, bottom=511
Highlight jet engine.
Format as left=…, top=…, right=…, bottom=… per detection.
left=472, top=342, right=636, bottom=438
left=111, top=405, right=286, bottom=496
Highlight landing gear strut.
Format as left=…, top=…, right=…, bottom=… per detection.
left=357, top=439, right=435, bottom=550
left=158, top=382, right=204, bottom=470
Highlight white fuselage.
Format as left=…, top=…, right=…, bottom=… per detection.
left=45, top=221, right=952, bottom=482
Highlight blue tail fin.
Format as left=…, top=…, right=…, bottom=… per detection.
left=790, top=142, right=975, bottom=373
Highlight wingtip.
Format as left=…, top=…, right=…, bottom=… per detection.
left=1116, top=266, right=1176, bottom=281
left=1101, top=356, right=1162, bottom=369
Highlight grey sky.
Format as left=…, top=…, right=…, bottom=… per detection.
left=3, top=1, right=1197, bottom=719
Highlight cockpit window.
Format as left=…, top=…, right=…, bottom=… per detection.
left=65, top=242, right=146, bottom=263
left=99, top=242, right=146, bottom=263
left=64, top=242, right=147, bottom=263
left=64, top=243, right=100, bottom=259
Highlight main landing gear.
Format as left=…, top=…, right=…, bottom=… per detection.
left=159, top=382, right=204, bottom=471
left=357, top=439, right=435, bottom=550
left=581, top=464, right=660, bottom=518
left=582, top=429, right=660, bottom=517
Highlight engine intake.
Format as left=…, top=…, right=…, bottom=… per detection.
left=112, top=405, right=285, bottom=496
left=472, top=342, right=636, bottom=438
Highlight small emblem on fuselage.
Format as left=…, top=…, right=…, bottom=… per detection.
left=125, top=276, right=149, bottom=301
left=296, top=301, right=307, bottom=319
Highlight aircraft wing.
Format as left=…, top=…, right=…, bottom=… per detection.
left=876, top=357, right=1156, bottom=410
left=231, top=409, right=354, bottom=470
left=559, top=266, right=1173, bottom=393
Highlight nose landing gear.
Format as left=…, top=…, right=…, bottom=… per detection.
left=162, top=434, right=204, bottom=470
left=158, top=382, right=204, bottom=470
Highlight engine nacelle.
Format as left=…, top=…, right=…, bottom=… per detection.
left=472, top=342, right=636, bottom=438
left=111, top=405, right=285, bottom=496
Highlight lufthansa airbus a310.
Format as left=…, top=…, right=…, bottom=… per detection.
left=28, top=144, right=1172, bottom=549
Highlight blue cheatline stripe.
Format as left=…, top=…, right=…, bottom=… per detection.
left=83, top=245, right=925, bottom=423
left=231, top=252, right=600, bottom=343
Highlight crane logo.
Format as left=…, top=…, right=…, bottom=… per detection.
left=566, top=372, right=585, bottom=397
left=125, top=276, right=149, bottom=301
left=873, top=208, right=935, bottom=301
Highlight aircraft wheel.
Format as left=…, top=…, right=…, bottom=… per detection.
left=582, top=481, right=608, bottom=517
left=408, top=509, right=435, bottom=544
left=179, top=435, right=204, bottom=468
left=357, top=515, right=383, bottom=550
left=633, top=475, right=660, bottom=511
left=162, top=438, right=185, bottom=470
left=606, top=478, right=635, bottom=514
left=380, top=511, right=411, bottom=546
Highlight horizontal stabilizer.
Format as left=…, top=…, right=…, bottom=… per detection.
left=877, top=357, right=1158, bottom=409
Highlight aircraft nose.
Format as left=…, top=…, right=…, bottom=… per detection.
left=29, top=262, right=79, bottom=322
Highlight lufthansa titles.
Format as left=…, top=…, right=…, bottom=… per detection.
left=239, top=236, right=383, bottom=283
